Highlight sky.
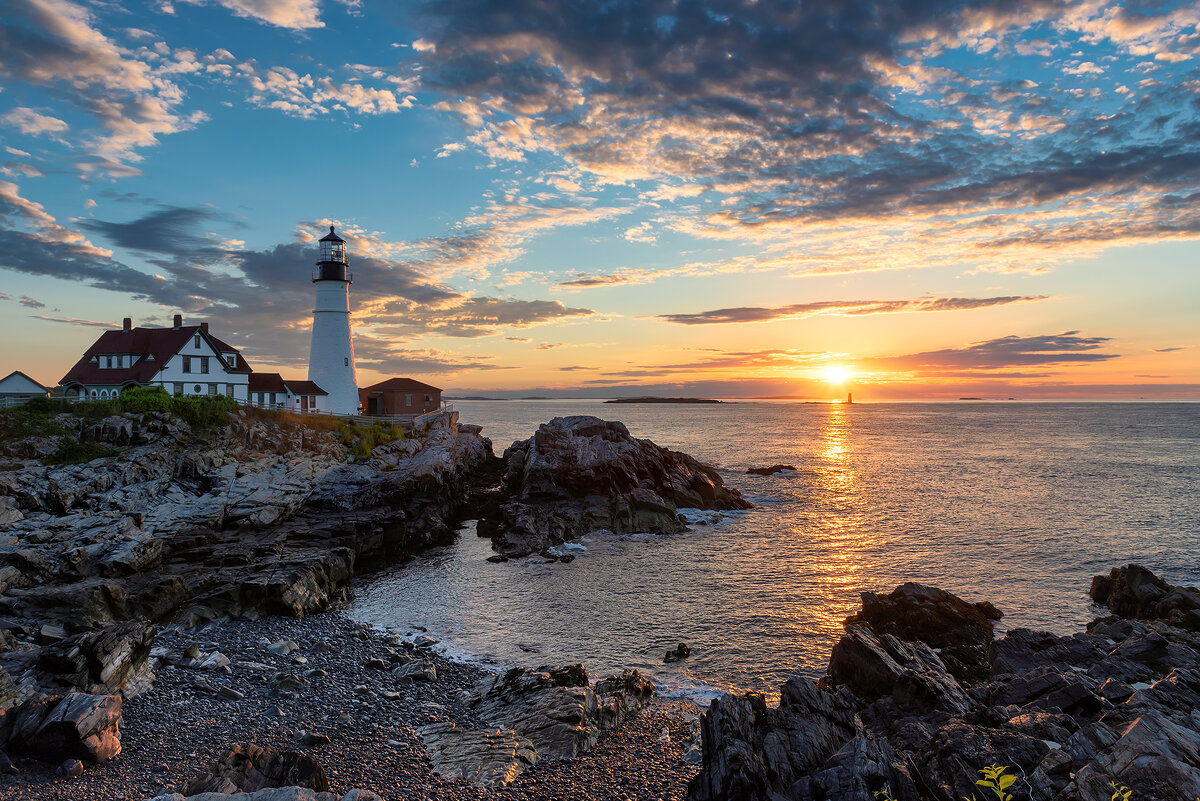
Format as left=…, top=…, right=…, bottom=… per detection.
left=1, top=0, right=1198, bottom=400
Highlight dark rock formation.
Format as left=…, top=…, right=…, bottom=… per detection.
left=4, top=692, right=123, bottom=764
left=664, top=642, right=691, bottom=663
left=746, top=465, right=796, bottom=475
left=689, top=566, right=1200, bottom=801
left=1090, top=564, right=1200, bottom=630
left=182, top=743, right=329, bottom=795
left=478, top=416, right=751, bottom=556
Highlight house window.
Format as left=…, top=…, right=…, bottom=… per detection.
left=424, top=394, right=431, bottom=402
left=174, top=383, right=183, bottom=395
left=227, top=355, right=236, bottom=367
left=226, top=384, right=234, bottom=396
left=208, top=383, right=217, bottom=396
left=182, top=356, right=191, bottom=373
left=405, top=393, right=413, bottom=406
left=200, top=357, right=209, bottom=374
left=193, top=384, right=202, bottom=393
left=194, top=334, right=201, bottom=348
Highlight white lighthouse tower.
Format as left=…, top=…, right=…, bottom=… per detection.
left=308, top=226, right=360, bottom=414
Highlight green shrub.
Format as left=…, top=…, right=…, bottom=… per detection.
left=117, top=385, right=174, bottom=414
left=41, top=438, right=119, bottom=466
left=169, top=394, right=237, bottom=428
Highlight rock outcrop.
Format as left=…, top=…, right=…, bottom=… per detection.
left=478, top=416, right=751, bottom=556
left=0, top=410, right=494, bottom=627
left=690, top=564, right=1200, bottom=801
left=182, top=743, right=330, bottom=795
left=416, top=721, right=539, bottom=787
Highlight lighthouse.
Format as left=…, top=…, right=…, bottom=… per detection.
left=308, top=226, right=360, bottom=414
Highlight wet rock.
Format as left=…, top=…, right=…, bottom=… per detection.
left=416, top=720, right=539, bottom=787
left=664, top=643, right=691, bottom=663
left=478, top=416, right=751, bottom=556
left=182, top=743, right=330, bottom=795
left=746, top=464, right=796, bottom=475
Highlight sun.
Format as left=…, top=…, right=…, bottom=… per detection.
left=824, top=366, right=851, bottom=384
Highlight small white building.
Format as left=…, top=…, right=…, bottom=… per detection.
left=0, top=371, right=50, bottom=406
left=59, top=315, right=253, bottom=401
left=248, top=373, right=329, bottom=413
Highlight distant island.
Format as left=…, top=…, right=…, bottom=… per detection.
left=604, top=397, right=726, bottom=404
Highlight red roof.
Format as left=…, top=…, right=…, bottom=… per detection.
left=59, top=325, right=252, bottom=387
left=361, top=377, right=441, bottom=394
left=248, top=372, right=286, bottom=393
left=282, top=380, right=327, bottom=396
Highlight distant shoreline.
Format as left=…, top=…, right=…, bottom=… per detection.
left=603, top=397, right=726, bottom=404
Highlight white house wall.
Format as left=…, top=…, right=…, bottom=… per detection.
left=148, top=331, right=249, bottom=399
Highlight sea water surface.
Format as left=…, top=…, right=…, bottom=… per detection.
left=348, top=401, right=1200, bottom=701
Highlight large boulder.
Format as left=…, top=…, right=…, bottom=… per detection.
left=4, top=692, right=123, bottom=763
left=478, top=416, right=751, bottom=556
left=182, top=743, right=329, bottom=795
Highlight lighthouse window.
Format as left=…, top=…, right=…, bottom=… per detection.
left=344, top=357, right=349, bottom=366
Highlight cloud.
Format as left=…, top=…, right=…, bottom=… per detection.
left=657, top=295, right=1048, bottom=325
left=0, top=0, right=201, bottom=171
left=2, top=107, right=68, bottom=137
left=415, top=0, right=1200, bottom=277
left=876, top=331, right=1119, bottom=370
left=176, top=0, right=324, bottom=29
left=31, top=314, right=118, bottom=328
left=19, top=295, right=46, bottom=309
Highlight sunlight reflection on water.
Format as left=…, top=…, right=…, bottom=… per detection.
left=349, top=401, right=1200, bottom=703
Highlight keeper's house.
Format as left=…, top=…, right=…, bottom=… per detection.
left=59, top=315, right=254, bottom=401
left=360, top=378, right=441, bottom=416
left=0, top=371, right=50, bottom=405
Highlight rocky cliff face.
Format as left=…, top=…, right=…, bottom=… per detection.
left=478, top=416, right=751, bottom=556
left=689, top=565, right=1200, bottom=801
left=0, top=409, right=493, bottom=628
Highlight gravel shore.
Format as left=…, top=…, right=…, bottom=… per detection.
left=0, top=610, right=702, bottom=801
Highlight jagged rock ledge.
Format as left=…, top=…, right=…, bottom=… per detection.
left=689, top=564, right=1200, bottom=801
left=478, top=416, right=751, bottom=557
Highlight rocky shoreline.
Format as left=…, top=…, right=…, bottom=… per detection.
left=4, top=404, right=1200, bottom=800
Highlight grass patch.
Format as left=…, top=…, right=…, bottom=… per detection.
left=338, top=419, right=405, bottom=459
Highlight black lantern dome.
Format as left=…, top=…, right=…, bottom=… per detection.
left=315, top=226, right=350, bottom=282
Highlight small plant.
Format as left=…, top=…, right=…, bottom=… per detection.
left=968, top=765, right=1016, bottom=801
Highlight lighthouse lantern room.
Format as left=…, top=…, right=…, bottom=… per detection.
left=308, top=226, right=360, bottom=415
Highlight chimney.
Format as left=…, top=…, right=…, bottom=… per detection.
left=122, top=317, right=131, bottom=332
left=173, top=313, right=182, bottom=329
left=200, top=322, right=209, bottom=334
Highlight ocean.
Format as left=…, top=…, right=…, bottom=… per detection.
left=347, top=400, right=1200, bottom=702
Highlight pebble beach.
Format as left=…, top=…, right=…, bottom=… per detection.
left=0, top=607, right=702, bottom=801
